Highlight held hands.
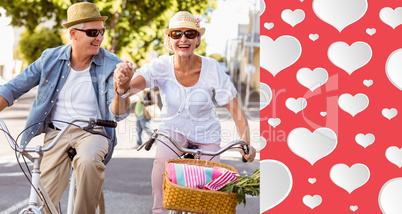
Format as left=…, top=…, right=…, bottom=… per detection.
left=114, top=60, right=134, bottom=93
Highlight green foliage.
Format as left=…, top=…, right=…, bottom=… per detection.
left=219, top=169, right=260, bottom=206
left=208, top=53, right=223, bottom=62
left=1, top=0, right=216, bottom=67
left=19, top=27, right=63, bottom=64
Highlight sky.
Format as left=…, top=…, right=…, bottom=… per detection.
left=204, top=0, right=259, bottom=56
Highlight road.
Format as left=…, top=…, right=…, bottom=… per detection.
left=0, top=87, right=260, bottom=214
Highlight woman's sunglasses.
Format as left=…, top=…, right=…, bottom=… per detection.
left=74, top=28, right=106, bottom=37
left=169, top=30, right=199, bottom=40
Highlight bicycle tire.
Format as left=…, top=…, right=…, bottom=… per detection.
left=96, top=190, right=106, bottom=214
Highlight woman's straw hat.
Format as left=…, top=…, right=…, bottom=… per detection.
left=162, top=11, right=205, bottom=36
left=62, top=2, right=108, bottom=28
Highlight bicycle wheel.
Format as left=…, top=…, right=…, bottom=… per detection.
left=96, top=190, right=105, bottom=214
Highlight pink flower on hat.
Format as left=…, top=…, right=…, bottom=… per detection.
left=195, top=17, right=201, bottom=29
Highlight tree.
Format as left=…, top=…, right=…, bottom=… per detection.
left=19, top=27, right=63, bottom=64
left=1, top=0, right=216, bottom=67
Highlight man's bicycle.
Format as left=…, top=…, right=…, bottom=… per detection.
left=138, top=129, right=251, bottom=214
left=0, top=118, right=117, bottom=214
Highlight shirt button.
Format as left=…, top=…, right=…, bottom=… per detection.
left=45, top=112, right=47, bottom=115
left=46, top=80, right=49, bottom=82
left=178, top=110, right=181, bottom=114
left=62, top=76, right=65, bottom=78
left=51, top=100, right=54, bottom=103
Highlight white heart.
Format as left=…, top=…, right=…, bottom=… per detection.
left=281, top=9, right=305, bottom=27
left=264, top=22, right=274, bottom=30
left=286, top=97, right=307, bottom=114
left=287, top=127, right=337, bottom=165
left=363, top=79, right=373, bottom=87
left=350, top=205, right=359, bottom=212
left=328, top=41, right=372, bottom=75
left=259, top=0, right=266, bottom=16
left=382, top=108, right=398, bottom=120
left=303, top=195, right=322, bottom=209
left=260, top=35, right=302, bottom=77
left=308, top=178, right=317, bottom=184
left=355, top=133, right=375, bottom=148
left=386, top=49, right=402, bottom=91
left=320, top=111, right=327, bottom=117
left=379, top=7, right=402, bottom=29
left=260, top=82, right=272, bottom=110
left=260, top=136, right=267, bottom=150
left=313, top=0, right=368, bottom=32
left=268, top=118, right=281, bottom=128
left=296, top=67, right=328, bottom=91
left=386, top=146, right=402, bottom=168
left=309, top=33, right=319, bottom=41
left=366, top=28, right=376, bottom=36
left=330, top=163, right=370, bottom=194
left=260, top=160, right=293, bottom=212
left=338, top=93, right=369, bottom=117
left=379, top=178, right=402, bottom=213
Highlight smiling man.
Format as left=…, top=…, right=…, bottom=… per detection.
left=0, top=2, right=129, bottom=213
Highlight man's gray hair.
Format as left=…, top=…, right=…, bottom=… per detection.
left=67, top=23, right=85, bottom=39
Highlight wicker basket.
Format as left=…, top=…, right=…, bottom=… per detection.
left=162, top=159, right=238, bottom=214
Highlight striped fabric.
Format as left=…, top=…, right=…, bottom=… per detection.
left=166, top=163, right=238, bottom=191
left=204, top=170, right=238, bottom=191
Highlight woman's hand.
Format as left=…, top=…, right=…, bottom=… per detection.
left=114, top=60, right=134, bottom=93
left=240, top=144, right=257, bottom=162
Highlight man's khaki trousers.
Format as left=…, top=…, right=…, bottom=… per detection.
left=40, top=126, right=109, bottom=214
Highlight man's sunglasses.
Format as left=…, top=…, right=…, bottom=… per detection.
left=74, top=28, right=106, bottom=37
left=169, top=30, right=199, bottom=40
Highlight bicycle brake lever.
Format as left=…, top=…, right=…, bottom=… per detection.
left=83, top=128, right=112, bottom=141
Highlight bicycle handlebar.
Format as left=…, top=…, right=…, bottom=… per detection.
left=0, top=118, right=116, bottom=155
left=138, top=129, right=250, bottom=162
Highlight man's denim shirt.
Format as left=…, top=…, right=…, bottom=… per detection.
left=0, top=45, right=130, bottom=164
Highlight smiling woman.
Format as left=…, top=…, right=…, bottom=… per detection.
left=112, top=9, right=257, bottom=214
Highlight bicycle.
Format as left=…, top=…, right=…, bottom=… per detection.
left=138, top=129, right=250, bottom=214
left=0, top=118, right=117, bottom=214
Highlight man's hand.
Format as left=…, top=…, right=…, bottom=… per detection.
left=114, top=60, right=134, bottom=94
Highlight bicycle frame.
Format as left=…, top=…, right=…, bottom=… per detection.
left=0, top=118, right=114, bottom=214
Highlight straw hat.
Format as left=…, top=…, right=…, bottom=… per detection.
left=62, top=2, right=108, bottom=28
left=162, top=11, right=205, bottom=36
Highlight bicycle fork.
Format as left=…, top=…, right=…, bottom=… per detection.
left=20, top=156, right=57, bottom=214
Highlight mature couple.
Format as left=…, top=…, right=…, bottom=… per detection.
left=0, top=2, right=256, bottom=214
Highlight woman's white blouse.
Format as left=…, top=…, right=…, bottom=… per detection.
left=137, top=55, right=237, bottom=145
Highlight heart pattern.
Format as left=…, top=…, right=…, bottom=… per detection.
left=260, top=35, right=302, bottom=77
left=328, top=42, right=372, bottom=75
left=281, top=9, right=305, bottom=27
left=285, top=97, right=307, bottom=114
left=261, top=1, right=402, bottom=213
left=338, top=93, right=369, bottom=117
left=303, top=195, right=322, bottom=209
left=287, top=127, right=337, bottom=165
left=312, top=0, right=368, bottom=32
left=330, top=163, right=370, bottom=194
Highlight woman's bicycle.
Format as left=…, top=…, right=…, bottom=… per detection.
left=0, top=118, right=117, bottom=214
left=137, top=129, right=251, bottom=214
